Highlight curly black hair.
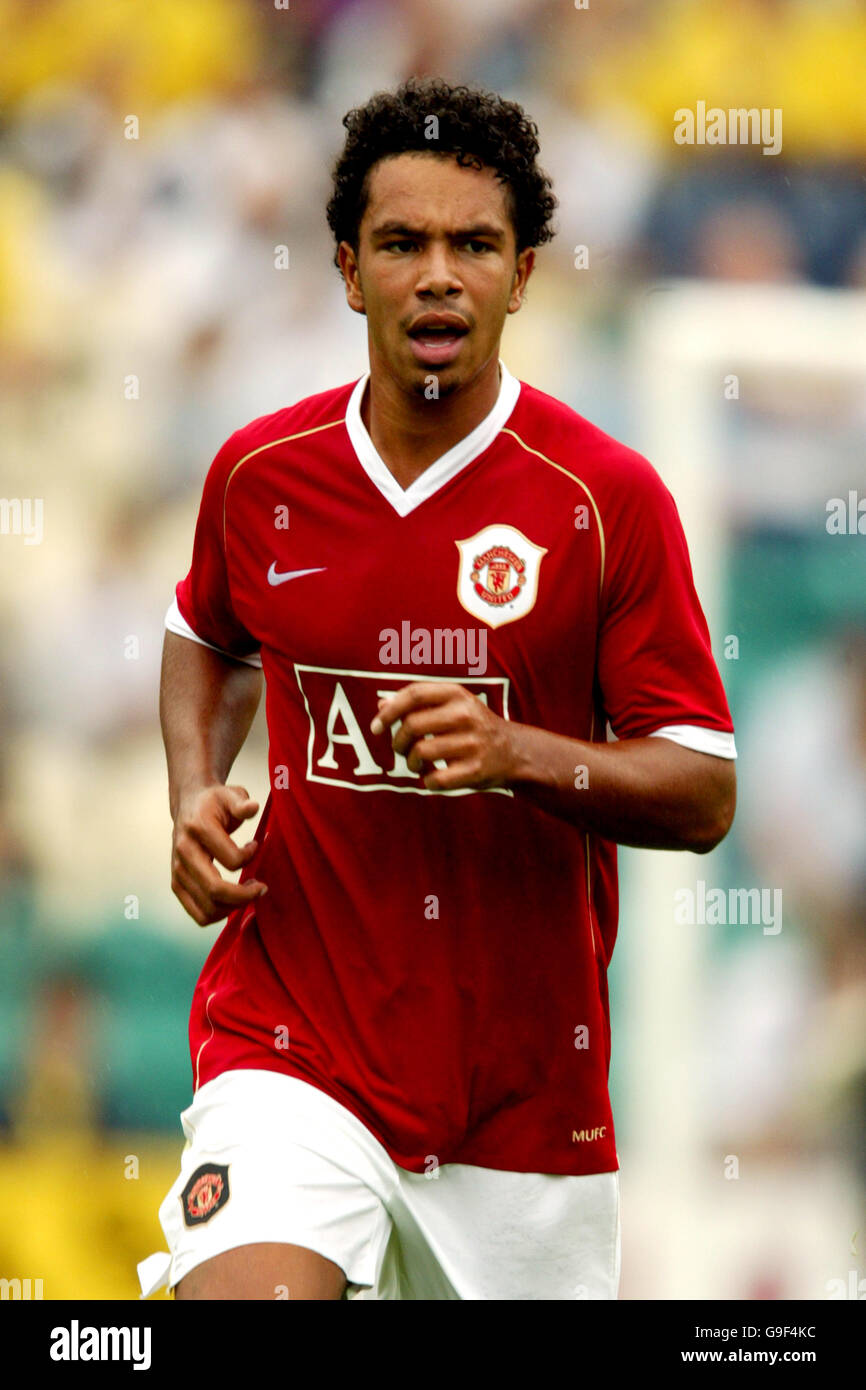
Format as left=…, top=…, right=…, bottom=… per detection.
left=325, top=76, right=558, bottom=272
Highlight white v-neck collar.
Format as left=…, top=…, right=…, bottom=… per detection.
left=345, top=358, right=521, bottom=517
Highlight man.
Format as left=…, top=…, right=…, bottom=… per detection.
left=138, top=77, right=736, bottom=1302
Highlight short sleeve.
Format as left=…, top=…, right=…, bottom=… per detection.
left=170, top=436, right=262, bottom=665
left=597, top=458, right=735, bottom=754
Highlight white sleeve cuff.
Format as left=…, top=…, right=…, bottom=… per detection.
left=164, top=596, right=263, bottom=668
left=648, top=724, right=737, bottom=759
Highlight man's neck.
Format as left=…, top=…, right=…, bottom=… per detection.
left=360, top=357, right=502, bottom=492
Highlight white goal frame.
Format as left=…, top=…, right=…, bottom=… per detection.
left=620, top=280, right=866, bottom=1299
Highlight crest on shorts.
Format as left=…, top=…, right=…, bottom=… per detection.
left=455, top=524, right=547, bottom=629
left=181, top=1163, right=231, bottom=1227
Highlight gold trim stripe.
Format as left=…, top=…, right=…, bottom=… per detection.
left=499, top=427, right=606, bottom=600
left=500, top=425, right=606, bottom=959
left=193, top=989, right=218, bottom=1092
left=584, top=706, right=597, bottom=959
left=222, top=417, right=346, bottom=545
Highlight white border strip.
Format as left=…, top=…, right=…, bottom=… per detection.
left=164, top=596, right=263, bottom=668
left=344, top=358, right=521, bottom=517
left=648, top=724, right=737, bottom=759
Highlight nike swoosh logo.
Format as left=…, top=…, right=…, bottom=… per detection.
left=267, top=563, right=327, bottom=586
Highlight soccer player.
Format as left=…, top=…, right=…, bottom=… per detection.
left=138, top=77, right=736, bottom=1302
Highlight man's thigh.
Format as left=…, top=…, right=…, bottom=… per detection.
left=175, top=1241, right=347, bottom=1301
left=146, top=1071, right=398, bottom=1299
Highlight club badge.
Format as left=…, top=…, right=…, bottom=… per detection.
left=455, top=524, right=547, bottom=628
left=181, top=1163, right=231, bottom=1227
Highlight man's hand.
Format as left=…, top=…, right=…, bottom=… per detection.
left=371, top=682, right=517, bottom=791
left=171, top=783, right=267, bottom=926
left=371, top=680, right=736, bottom=851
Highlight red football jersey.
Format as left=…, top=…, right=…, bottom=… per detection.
left=167, top=361, right=736, bottom=1176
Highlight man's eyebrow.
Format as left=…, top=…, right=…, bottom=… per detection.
left=371, top=220, right=506, bottom=242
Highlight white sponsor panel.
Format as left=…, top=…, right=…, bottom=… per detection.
left=294, top=665, right=512, bottom=796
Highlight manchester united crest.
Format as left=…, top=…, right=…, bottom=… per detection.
left=455, top=524, right=547, bottom=628
left=181, top=1163, right=231, bottom=1227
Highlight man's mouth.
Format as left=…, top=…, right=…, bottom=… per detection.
left=407, top=316, right=469, bottom=365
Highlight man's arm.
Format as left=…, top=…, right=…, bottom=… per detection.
left=160, top=630, right=268, bottom=924
left=502, top=720, right=735, bottom=853
left=372, top=682, right=736, bottom=854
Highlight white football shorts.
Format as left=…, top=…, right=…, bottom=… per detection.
left=137, top=1068, right=621, bottom=1301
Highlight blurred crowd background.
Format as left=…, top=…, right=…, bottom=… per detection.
left=0, top=0, right=865, bottom=1299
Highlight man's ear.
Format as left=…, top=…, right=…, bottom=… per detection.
left=507, top=247, right=535, bottom=314
left=338, top=242, right=366, bottom=316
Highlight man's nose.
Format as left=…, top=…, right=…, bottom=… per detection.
left=415, top=242, right=463, bottom=296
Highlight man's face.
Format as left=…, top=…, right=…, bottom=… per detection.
left=338, top=152, right=534, bottom=396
